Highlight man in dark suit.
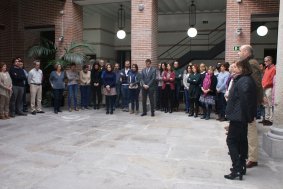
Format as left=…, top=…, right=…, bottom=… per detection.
left=141, top=59, right=156, bottom=117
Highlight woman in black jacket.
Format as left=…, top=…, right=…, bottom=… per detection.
left=199, top=66, right=217, bottom=120
left=187, top=64, right=201, bottom=117
left=224, top=59, right=257, bottom=180
left=91, top=62, right=102, bottom=109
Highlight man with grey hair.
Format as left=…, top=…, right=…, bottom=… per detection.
left=28, top=60, right=44, bottom=115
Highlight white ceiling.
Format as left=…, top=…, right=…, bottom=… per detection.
left=75, top=0, right=226, bottom=19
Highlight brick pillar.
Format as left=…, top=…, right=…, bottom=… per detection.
left=225, top=0, right=279, bottom=63
left=131, top=0, right=158, bottom=70
left=56, top=0, right=83, bottom=58
left=225, top=0, right=251, bottom=63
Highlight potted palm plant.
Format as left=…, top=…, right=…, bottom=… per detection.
left=28, top=39, right=94, bottom=107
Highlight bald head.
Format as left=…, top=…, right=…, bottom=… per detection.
left=238, top=45, right=254, bottom=60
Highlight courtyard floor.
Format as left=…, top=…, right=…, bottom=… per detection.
left=0, top=108, right=282, bottom=189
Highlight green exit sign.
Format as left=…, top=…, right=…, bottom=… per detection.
left=233, top=46, right=240, bottom=51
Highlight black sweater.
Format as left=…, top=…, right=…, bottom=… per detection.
left=9, top=67, right=26, bottom=87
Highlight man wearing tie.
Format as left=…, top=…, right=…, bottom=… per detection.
left=141, top=59, right=156, bottom=117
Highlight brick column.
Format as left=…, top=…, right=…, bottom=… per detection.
left=263, top=0, right=283, bottom=159
left=225, top=0, right=251, bottom=63
left=131, top=0, right=158, bottom=70
left=56, top=0, right=83, bottom=58
left=225, top=0, right=279, bottom=63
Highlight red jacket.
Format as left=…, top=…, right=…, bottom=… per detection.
left=162, top=71, right=175, bottom=90
left=262, top=64, right=276, bottom=89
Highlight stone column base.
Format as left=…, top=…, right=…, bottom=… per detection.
left=263, top=127, right=283, bottom=158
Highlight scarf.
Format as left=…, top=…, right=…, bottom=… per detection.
left=202, top=73, right=212, bottom=91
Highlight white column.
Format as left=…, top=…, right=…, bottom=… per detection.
left=263, top=0, right=283, bottom=158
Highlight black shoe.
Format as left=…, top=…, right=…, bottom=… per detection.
left=224, top=172, right=243, bottom=180
left=106, top=111, right=109, bottom=114
left=263, top=120, right=273, bottom=126
left=201, top=115, right=206, bottom=119
left=188, top=114, right=193, bottom=117
left=58, top=109, right=62, bottom=112
left=230, top=167, right=246, bottom=175
left=194, top=114, right=198, bottom=118
left=17, top=112, right=27, bottom=116
left=110, top=110, right=113, bottom=114
left=258, top=119, right=266, bottom=124
left=141, top=113, right=147, bottom=116
left=31, top=111, right=36, bottom=115
left=151, top=112, right=155, bottom=117
left=54, top=110, right=58, bottom=114
left=37, top=110, right=45, bottom=113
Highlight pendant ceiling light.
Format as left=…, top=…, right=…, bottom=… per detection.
left=117, top=5, right=126, bottom=39
left=257, top=25, right=268, bottom=37
left=187, top=1, right=197, bottom=38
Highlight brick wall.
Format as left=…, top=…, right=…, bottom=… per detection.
left=0, top=0, right=83, bottom=70
left=131, top=0, right=158, bottom=70
left=225, top=0, right=279, bottom=63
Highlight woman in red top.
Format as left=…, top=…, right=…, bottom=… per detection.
left=162, top=63, right=176, bottom=113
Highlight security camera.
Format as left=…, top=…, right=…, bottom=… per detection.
left=58, top=36, right=64, bottom=42
left=138, top=4, right=144, bottom=11
left=236, top=28, right=242, bottom=35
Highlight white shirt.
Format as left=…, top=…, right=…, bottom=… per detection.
left=28, top=68, right=43, bottom=84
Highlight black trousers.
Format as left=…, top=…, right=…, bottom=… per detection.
left=53, top=89, right=64, bottom=112
left=226, top=121, right=248, bottom=173
left=105, top=95, right=115, bottom=112
left=142, top=87, right=155, bottom=114
left=92, top=86, right=102, bottom=108
left=163, top=84, right=174, bottom=112
left=189, top=98, right=199, bottom=115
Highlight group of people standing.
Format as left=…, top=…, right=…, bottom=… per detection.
left=0, top=58, right=44, bottom=119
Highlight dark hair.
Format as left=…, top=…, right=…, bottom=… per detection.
left=235, top=58, right=253, bottom=76
left=105, top=63, right=113, bottom=71
left=132, top=64, right=138, bottom=71
left=220, top=62, right=229, bottom=71
left=70, top=63, right=76, bottom=67
left=0, top=62, right=7, bottom=71
left=92, top=61, right=100, bottom=70
left=145, top=59, right=151, bottom=63
left=167, top=63, right=174, bottom=71
left=82, top=64, right=88, bottom=70
left=185, top=64, right=192, bottom=73
left=192, top=64, right=199, bottom=73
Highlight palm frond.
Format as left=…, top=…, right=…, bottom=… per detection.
left=27, top=38, right=57, bottom=59
left=62, top=52, right=88, bottom=64
left=65, top=42, right=94, bottom=53
left=44, top=59, right=68, bottom=70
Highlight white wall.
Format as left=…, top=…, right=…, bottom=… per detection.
left=83, top=9, right=278, bottom=64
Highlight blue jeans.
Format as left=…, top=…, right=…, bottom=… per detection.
left=184, top=89, right=190, bottom=112
left=68, top=84, right=78, bottom=109
left=80, top=85, right=91, bottom=108
left=129, top=88, right=140, bottom=111
left=121, top=84, right=129, bottom=109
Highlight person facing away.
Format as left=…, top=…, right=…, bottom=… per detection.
left=140, top=59, right=156, bottom=117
